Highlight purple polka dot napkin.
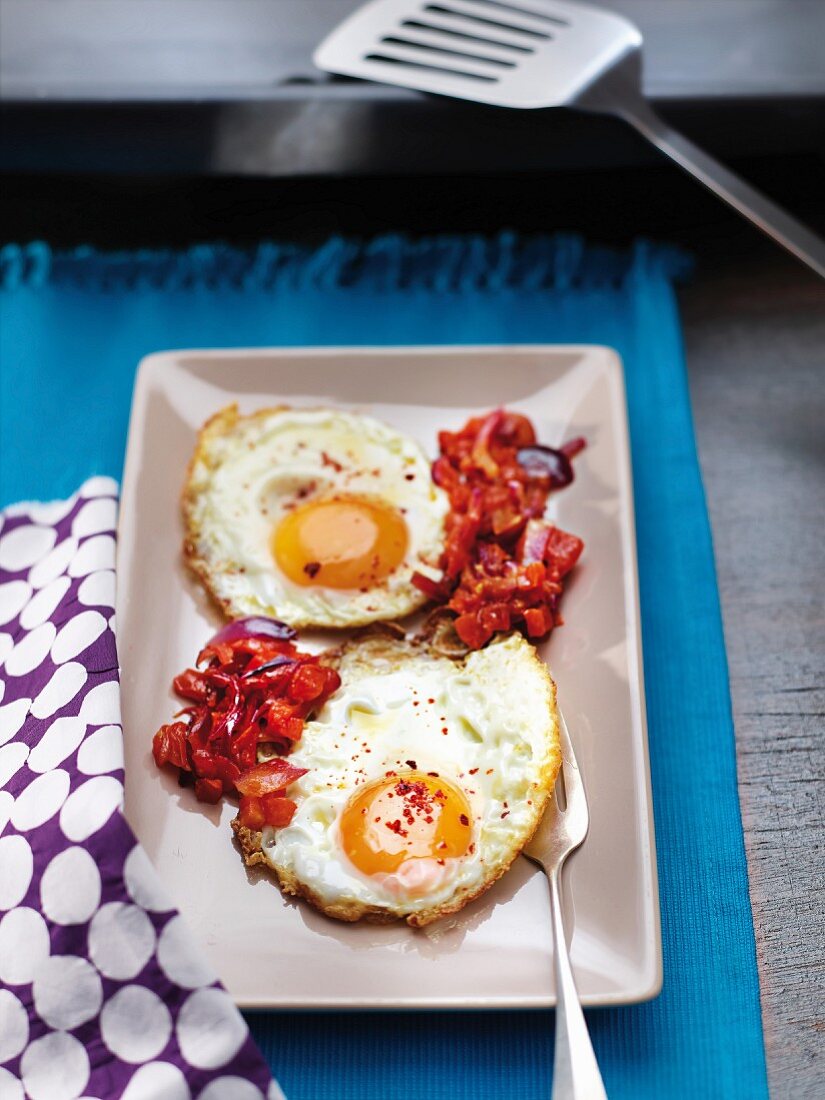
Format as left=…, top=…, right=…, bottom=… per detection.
left=0, top=480, right=282, bottom=1100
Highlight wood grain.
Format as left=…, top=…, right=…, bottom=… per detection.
left=681, top=249, right=825, bottom=1100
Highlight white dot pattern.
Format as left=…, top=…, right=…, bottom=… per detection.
left=0, top=486, right=276, bottom=1097
left=88, top=903, right=156, bottom=980
left=0, top=989, right=29, bottom=1062
left=21, top=1031, right=90, bottom=1100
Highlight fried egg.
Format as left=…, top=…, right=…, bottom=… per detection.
left=235, top=630, right=560, bottom=926
left=183, top=405, right=449, bottom=628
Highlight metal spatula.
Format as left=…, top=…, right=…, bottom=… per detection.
left=315, top=0, right=825, bottom=278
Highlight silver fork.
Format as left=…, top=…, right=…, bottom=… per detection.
left=523, top=709, right=607, bottom=1100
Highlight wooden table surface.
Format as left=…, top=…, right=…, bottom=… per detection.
left=682, top=249, right=824, bottom=1098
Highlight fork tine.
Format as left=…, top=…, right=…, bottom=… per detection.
left=556, top=709, right=589, bottom=842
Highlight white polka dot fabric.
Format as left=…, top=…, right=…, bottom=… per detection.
left=0, top=482, right=281, bottom=1099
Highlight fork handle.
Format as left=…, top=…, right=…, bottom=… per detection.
left=618, top=99, right=825, bottom=279
left=548, top=863, right=608, bottom=1100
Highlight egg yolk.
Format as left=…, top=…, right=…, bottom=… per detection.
left=273, top=496, right=409, bottom=590
left=340, top=771, right=473, bottom=876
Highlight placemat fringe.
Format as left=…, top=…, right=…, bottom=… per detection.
left=0, top=234, right=693, bottom=294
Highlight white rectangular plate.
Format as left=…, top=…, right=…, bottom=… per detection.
left=117, top=345, right=661, bottom=1009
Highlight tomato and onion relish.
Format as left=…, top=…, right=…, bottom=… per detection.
left=151, top=616, right=340, bottom=824
left=411, top=409, right=585, bottom=650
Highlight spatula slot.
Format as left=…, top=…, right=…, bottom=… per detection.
left=381, top=36, right=516, bottom=68
left=422, top=4, right=552, bottom=41
left=464, top=0, right=570, bottom=28
left=400, top=19, right=535, bottom=55
left=364, top=53, right=500, bottom=82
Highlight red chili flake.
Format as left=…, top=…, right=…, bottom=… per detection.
left=438, top=841, right=447, bottom=850
left=405, top=473, right=415, bottom=481
left=427, top=698, right=435, bottom=705
left=501, top=811, right=510, bottom=819
left=468, top=843, right=475, bottom=854
left=425, top=816, right=433, bottom=824
left=427, top=771, right=439, bottom=777
left=405, top=759, right=417, bottom=769
left=412, top=701, right=420, bottom=707
left=437, top=859, right=445, bottom=866
left=386, top=770, right=397, bottom=777
left=303, top=561, right=321, bottom=578
left=385, top=819, right=407, bottom=837
left=469, top=767, right=479, bottom=775
left=486, top=769, right=494, bottom=775
left=459, top=813, right=469, bottom=826
left=434, top=790, right=445, bottom=800
left=320, top=451, right=344, bottom=472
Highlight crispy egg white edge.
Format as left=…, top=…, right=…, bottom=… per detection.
left=183, top=404, right=449, bottom=628
left=256, top=632, right=561, bottom=925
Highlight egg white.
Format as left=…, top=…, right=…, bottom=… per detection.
left=257, top=631, right=560, bottom=926
left=183, top=405, right=449, bottom=628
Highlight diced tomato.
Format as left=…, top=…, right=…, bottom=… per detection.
left=193, top=777, right=223, bottom=804
left=196, top=640, right=235, bottom=668
left=235, top=758, right=308, bottom=798
left=544, top=528, right=584, bottom=576
left=262, top=794, right=297, bottom=827
left=323, top=667, right=341, bottom=695
left=454, top=613, right=494, bottom=650
left=411, top=571, right=450, bottom=602
left=238, top=795, right=266, bottom=830
left=478, top=603, right=511, bottom=634
left=190, top=750, right=241, bottom=792
left=152, top=722, right=190, bottom=771
left=257, top=698, right=303, bottom=742
left=491, top=508, right=525, bottom=538
left=498, top=411, right=536, bottom=448
left=288, top=662, right=330, bottom=702
left=444, top=509, right=482, bottom=578
left=172, top=668, right=210, bottom=702
left=432, top=454, right=459, bottom=491
left=523, top=606, right=553, bottom=637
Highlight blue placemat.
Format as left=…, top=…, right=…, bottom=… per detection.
left=0, top=235, right=768, bottom=1100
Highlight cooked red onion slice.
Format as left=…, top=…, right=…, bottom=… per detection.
left=516, top=444, right=574, bottom=488
left=208, top=616, right=297, bottom=646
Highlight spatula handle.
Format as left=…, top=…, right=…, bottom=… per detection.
left=620, top=100, right=825, bottom=279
